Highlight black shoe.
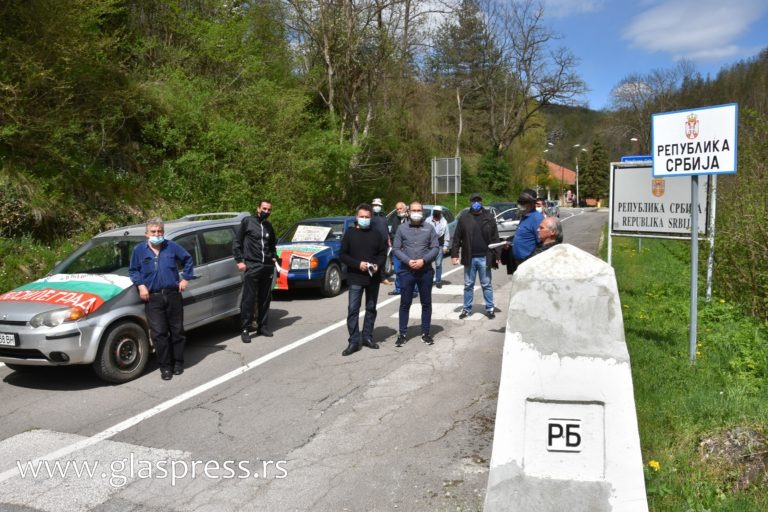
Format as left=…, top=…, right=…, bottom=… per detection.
left=257, top=327, right=274, bottom=337
left=395, top=335, right=407, bottom=347
left=241, top=330, right=252, bottom=343
left=459, top=310, right=471, bottom=319
left=173, top=364, right=184, bottom=375
left=161, top=369, right=173, bottom=381
left=342, top=343, right=360, bottom=356
left=486, top=310, right=496, bottom=319
left=362, top=339, right=379, bottom=349
left=435, top=282, right=442, bottom=289
left=421, top=334, right=434, bottom=345
left=388, top=291, right=400, bottom=296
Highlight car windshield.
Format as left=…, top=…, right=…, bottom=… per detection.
left=52, top=237, right=144, bottom=276
left=280, top=221, right=347, bottom=243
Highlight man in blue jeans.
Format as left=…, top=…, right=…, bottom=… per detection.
left=339, top=203, right=389, bottom=356
left=392, top=201, right=439, bottom=347
left=451, top=193, right=501, bottom=319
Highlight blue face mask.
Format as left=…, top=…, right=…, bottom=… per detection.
left=149, top=236, right=165, bottom=245
left=373, top=206, right=382, bottom=214
left=357, top=217, right=371, bottom=229
left=471, top=201, right=482, bottom=211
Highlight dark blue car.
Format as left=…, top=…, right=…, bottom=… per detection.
left=275, top=216, right=356, bottom=297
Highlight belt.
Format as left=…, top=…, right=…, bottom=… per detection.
left=149, top=288, right=179, bottom=295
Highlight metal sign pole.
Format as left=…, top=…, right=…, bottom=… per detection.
left=689, top=175, right=699, bottom=363
left=706, top=176, right=717, bottom=302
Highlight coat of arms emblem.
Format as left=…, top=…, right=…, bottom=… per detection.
left=652, top=179, right=665, bottom=197
left=685, top=113, right=699, bottom=139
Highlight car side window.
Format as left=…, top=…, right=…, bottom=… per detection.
left=200, top=228, right=235, bottom=263
left=443, top=210, right=455, bottom=223
left=174, top=234, right=201, bottom=267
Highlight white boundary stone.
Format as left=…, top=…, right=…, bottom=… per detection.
left=485, top=244, right=648, bottom=511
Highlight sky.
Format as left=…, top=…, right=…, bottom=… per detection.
left=542, top=0, right=768, bottom=110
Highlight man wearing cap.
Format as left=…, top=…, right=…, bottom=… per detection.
left=451, top=193, right=501, bottom=320
left=427, top=205, right=450, bottom=288
left=371, top=198, right=392, bottom=284
left=512, top=189, right=545, bottom=264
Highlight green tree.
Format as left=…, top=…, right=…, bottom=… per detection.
left=579, top=140, right=610, bottom=204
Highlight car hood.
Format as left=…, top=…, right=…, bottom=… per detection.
left=0, top=274, right=134, bottom=321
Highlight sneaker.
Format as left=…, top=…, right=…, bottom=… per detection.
left=395, top=335, right=407, bottom=347
left=486, top=310, right=496, bottom=319
left=241, top=330, right=252, bottom=343
left=388, top=291, right=400, bottom=296
left=435, top=282, right=442, bottom=289
left=459, top=310, right=471, bottom=320
left=421, top=334, right=434, bottom=345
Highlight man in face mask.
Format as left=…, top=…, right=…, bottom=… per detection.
left=371, top=198, right=392, bottom=283
left=392, top=201, right=439, bottom=347
left=233, top=200, right=277, bottom=343
left=129, top=217, right=194, bottom=380
left=511, top=189, right=545, bottom=265
left=451, top=193, right=501, bottom=320
left=428, top=205, right=451, bottom=288
left=388, top=201, right=409, bottom=296
left=339, top=204, right=389, bottom=356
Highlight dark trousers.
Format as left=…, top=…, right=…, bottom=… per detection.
left=347, top=282, right=380, bottom=345
left=145, top=291, right=185, bottom=370
left=240, top=265, right=273, bottom=331
left=398, top=267, right=433, bottom=336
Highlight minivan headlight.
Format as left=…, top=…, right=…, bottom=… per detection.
left=29, top=307, right=87, bottom=328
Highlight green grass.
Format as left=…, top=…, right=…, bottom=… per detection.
left=612, top=236, right=768, bottom=511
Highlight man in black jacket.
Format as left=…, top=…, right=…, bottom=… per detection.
left=451, top=193, right=501, bottom=320
left=339, top=204, right=389, bottom=356
left=233, top=200, right=277, bottom=343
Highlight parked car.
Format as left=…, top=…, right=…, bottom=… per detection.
left=547, top=200, right=560, bottom=217
left=275, top=216, right=356, bottom=298
left=386, top=204, right=457, bottom=237
left=489, top=201, right=517, bottom=213
left=0, top=212, right=249, bottom=383
left=494, top=207, right=521, bottom=239
left=456, top=206, right=521, bottom=240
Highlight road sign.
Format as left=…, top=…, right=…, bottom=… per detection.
left=651, top=103, right=737, bottom=178
left=620, top=155, right=652, bottom=163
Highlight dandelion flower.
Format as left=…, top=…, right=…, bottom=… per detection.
left=648, top=460, right=660, bottom=472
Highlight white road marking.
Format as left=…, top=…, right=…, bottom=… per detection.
left=0, top=265, right=469, bottom=484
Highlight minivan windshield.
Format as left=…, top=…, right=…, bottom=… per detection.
left=52, top=237, right=144, bottom=276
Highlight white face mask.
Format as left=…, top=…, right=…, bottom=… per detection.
left=535, top=207, right=544, bottom=213
left=373, top=206, right=382, bottom=214
left=410, top=212, right=423, bottom=222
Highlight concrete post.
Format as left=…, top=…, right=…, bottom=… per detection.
left=485, top=244, right=648, bottom=512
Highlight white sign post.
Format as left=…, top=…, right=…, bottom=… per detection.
left=651, top=103, right=738, bottom=363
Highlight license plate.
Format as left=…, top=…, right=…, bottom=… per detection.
left=0, top=332, right=18, bottom=347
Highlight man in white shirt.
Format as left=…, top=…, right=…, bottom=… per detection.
left=427, top=206, right=450, bottom=288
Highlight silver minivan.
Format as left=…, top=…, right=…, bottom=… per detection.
left=0, top=212, right=248, bottom=383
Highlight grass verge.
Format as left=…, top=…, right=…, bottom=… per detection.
left=612, top=236, right=768, bottom=511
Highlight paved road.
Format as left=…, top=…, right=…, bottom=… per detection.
left=0, top=209, right=607, bottom=512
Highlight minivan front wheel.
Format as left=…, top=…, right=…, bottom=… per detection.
left=93, top=322, right=149, bottom=383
